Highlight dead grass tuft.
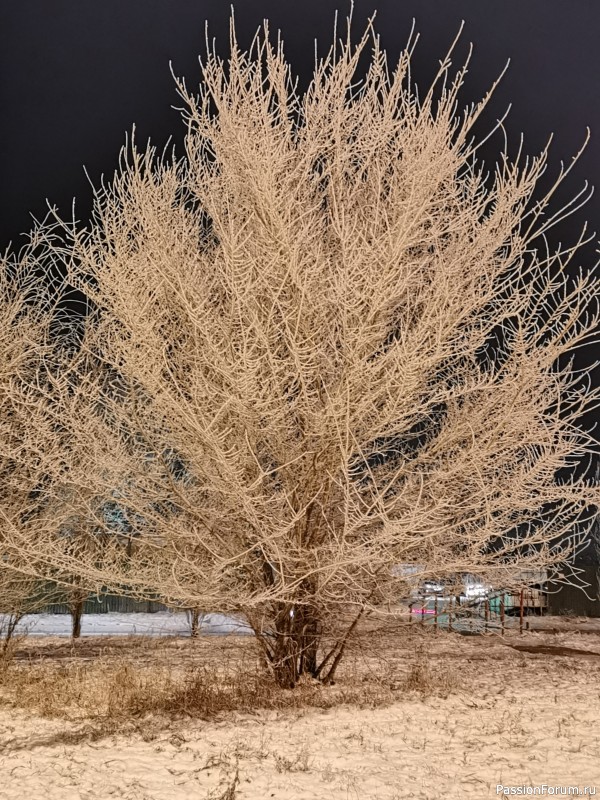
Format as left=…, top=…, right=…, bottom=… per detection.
left=0, top=627, right=468, bottom=735
left=0, top=656, right=404, bottom=724
left=273, top=741, right=312, bottom=773
left=401, top=655, right=462, bottom=697
left=206, top=769, right=240, bottom=800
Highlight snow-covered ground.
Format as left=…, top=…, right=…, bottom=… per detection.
left=2, top=611, right=253, bottom=638
left=2, top=628, right=600, bottom=799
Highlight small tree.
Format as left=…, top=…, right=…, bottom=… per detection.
left=5, top=333, right=160, bottom=638
left=0, top=226, right=74, bottom=648
left=0, top=560, right=67, bottom=654
left=1, top=564, right=40, bottom=654
left=8, top=14, right=600, bottom=686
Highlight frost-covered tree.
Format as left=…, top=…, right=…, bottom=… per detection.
left=6, top=15, right=600, bottom=686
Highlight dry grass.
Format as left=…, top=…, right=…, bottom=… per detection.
left=0, top=654, right=400, bottom=726
left=401, top=650, right=462, bottom=696
left=1, top=623, right=600, bottom=798
left=0, top=625, right=466, bottom=733
left=4, top=615, right=598, bottom=743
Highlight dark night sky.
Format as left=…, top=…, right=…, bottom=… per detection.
left=1, top=1, right=599, bottom=250
left=1, top=0, right=599, bottom=431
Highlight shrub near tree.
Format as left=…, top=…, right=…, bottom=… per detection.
left=5, top=14, right=600, bottom=687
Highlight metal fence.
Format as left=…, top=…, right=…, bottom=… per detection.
left=26, top=583, right=168, bottom=615
left=409, top=588, right=549, bottom=634
left=41, top=594, right=168, bottom=615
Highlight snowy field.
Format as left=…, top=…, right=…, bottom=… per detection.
left=4, top=610, right=252, bottom=637
left=1, top=625, right=599, bottom=798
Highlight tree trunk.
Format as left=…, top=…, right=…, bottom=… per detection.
left=297, top=605, right=320, bottom=678
left=71, top=596, right=85, bottom=639
left=249, top=598, right=368, bottom=689
left=190, top=608, right=201, bottom=638
left=250, top=599, right=367, bottom=689
left=1, top=612, right=22, bottom=655
left=268, top=604, right=322, bottom=688
left=271, top=651, right=300, bottom=689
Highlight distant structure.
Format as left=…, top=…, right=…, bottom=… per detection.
left=546, top=569, right=600, bottom=617
left=547, top=544, right=600, bottom=618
